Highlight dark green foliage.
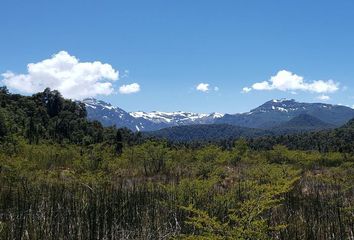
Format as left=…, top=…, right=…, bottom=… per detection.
left=249, top=121, right=354, bottom=153
left=0, top=88, right=142, bottom=146
left=147, top=124, right=269, bottom=142
left=146, top=117, right=354, bottom=155
left=0, top=110, right=7, bottom=138
left=115, top=129, right=123, bottom=155
left=271, top=113, right=335, bottom=134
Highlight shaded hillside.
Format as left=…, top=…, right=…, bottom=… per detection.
left=271, top=114, right=335, bottom=134
left=146, top=124, right=270, bottom=142
left=249, top=118, right=354, bottom=153
left=145, top=114, right=336, bottom=142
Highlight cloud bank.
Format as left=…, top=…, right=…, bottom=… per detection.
left=119, top=83, right=140, bottom=94
left=2, top=51, right=119, bottom=99
left=243, top=70, right=339, bottom=94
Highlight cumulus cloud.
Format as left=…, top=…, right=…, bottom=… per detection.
left=241, top=87, right=252, bottom=93
left=1, top=51, right=119, bottom=99
left=196, top=83, right=210, bottom=92
left=243, top=70, right=339, bottom=94
left=119, top=83, right=140, bottom=94
left=316, top=95, right=330, bottom=101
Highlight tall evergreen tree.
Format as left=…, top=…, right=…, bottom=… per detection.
left=115, top=129, right=123, bottom=155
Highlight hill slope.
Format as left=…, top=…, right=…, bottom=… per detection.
left=271, top=114, right=335, bottom=134
left=147, top=124, right=269, bottom=142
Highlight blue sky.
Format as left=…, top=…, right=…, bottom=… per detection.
left=1, top=0, right=354, bottom=113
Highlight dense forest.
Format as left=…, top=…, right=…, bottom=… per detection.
left=0, top=88, right=353, bottom=239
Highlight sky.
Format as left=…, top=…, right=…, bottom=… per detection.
left=1, top=0, right=354, bottom=113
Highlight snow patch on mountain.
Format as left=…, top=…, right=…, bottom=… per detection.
left=129, top=111, right=224, bottom=125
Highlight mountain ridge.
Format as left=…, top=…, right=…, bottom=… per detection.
left=82, top=98, right=354, bottom=132
left=215, top=99, right=354, bottom=128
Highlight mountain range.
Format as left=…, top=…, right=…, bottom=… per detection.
left=82, top=98, right=224, bottom=131
left=215, top=99, right=354, bottom=129
left=82, top=98, right=354, bottom=134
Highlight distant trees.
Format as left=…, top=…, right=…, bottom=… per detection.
left=0, top=110, right=7, bottom=139
left=115, top=129, right=123, bottom=155
left=248, top=122, right=354, bottom=154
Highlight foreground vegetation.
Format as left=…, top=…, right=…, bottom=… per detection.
left=0, top=88, right=353, bottom=239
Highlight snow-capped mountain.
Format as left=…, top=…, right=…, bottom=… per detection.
left=82, top=98, right=144, bottom=130
left=216, top=99, right=354, bottom=129
left=130, top=111, right=223, bottom=125
left=82, top=98, right=354, bottom=132
left=82, top=98, right=224, bottom=131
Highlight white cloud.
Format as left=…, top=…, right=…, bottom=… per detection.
left=252, top=81, right=273, bottom=90
left=307, top=80, right=338, bottom=93
left=316, top=94, right=330, bottom=101
left=352, top=105, right=354, bottom=109
left=1, top=51, right=119, bottom=99
left=241, top=87, right=252, bottom=93
left=119, top=83, right=140, bottom=94
left=196, top=83, right=210, bottom=92
left=214, top=86, right=219, bottom=91
left=244, top=70, right=339, bottom=94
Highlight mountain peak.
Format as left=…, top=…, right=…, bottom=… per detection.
left=251, top=98, right=300, bottom=113
left=83, top=97, right=103, bottom=104
left=82, top=98, right=115, bottom=110
left=271, top=98, right=295, bottom=103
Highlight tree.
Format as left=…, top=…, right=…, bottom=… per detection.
left=26, top=117, right=38, bottom=144
left=135, top=141, right=168, bottom=176
left=234, top=138, right=248, bottom=156
left=0, top=110, right=7, bottom=139
left=229, top=138, right=249, bottom=165
left=115, top=129, right=123, bottom=155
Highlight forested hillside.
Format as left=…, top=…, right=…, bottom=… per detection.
left=248, top=119, right=354, bottom=153
left=146, top=124, right=270, bottom=142
left=1, top=89, right=353, bottom=239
